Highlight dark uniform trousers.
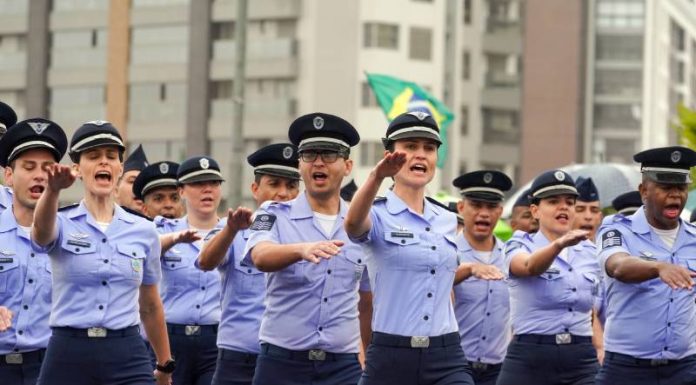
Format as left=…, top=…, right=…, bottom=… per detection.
left=211, top=348, right=258, bottom=385
left=468, top=362, right=501, bottom=385
left=252, top=343, right=362, bottom=385
left=167, top=323, right=219, bottom=385
left=596, top=352, right=696, bottom=385
left=1, top=349, right=46, bottom=385
left=359, top=332, right=474, bottom=385
left=37, top=326, right=155, bottom=385
left=495, top=335, right=599, bottom=385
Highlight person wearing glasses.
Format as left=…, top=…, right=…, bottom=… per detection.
left=243, top=113, right=371, bottom=385
left=32, top=121, right=173, bottom=385
left=496, top=169, right=600, bottom=385
left=344, top=111, right=474, bottom=385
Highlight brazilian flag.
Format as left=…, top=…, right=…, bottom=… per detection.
left=366, top=73, right=454, bottom=168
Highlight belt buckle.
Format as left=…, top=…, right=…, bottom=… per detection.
left=471, top=362, right=488, bottom=370
left=5, top=353, right=23, bottom=364
left=650, top=359, right=669, bottom=367
left=410, top=336, right=430, bottom=348
left=185, top=325, right=201, bottom=336
left=308, top=349, right=326, bottom=361
left=87, top=327, right=107, bottom=338
left=555, top=333, right=572, bottom=345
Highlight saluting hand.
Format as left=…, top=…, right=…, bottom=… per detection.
left=0, top=306, right=12, bottom=332
left=47, top=164, right=77, bottom=191
left=226, top=207, right=253, bottom=232
left=471, top=264, right=505, bottom=280
left=657, top=262, right=696, bottom=290
left=174, top=229, right=201, bottom=244
left=553, top=229, right=589, bottom=250
left=374, top=151, right=407, bottom=179
left=300, top=240, right=344, bottom=264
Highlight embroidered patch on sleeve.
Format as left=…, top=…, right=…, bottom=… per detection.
left=601, top=230, right=623, bottom=249
left=249, top=214, right=277, bottom=231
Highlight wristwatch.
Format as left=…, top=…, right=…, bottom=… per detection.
left=156, top=359, right=176, bottom=374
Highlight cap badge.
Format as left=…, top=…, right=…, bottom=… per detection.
left=313, top=116, right=324, bottom=130
left=483, top=173, right=493, bottom=184
left=671, top=150, right=682, bottom=163
left=28, top=121, right=50, bottom=135
left=159, top=163, right=169, bottom=174
left=408, top=111, right=430, bottom=121
left=199, top=158, right=210, bottom=170
left=554, top=171, right=565, bottom=181
left=282, top=146, right=293, bottom=160
left=85, top=120, right=109, bottom=126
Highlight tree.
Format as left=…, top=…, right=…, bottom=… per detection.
left=674, top=104, right=696, bottom=189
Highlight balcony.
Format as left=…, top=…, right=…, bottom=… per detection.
left=211, top=0, right=301, bottom=21
left=208, top=98, right=295, bottom=138
left=485, top=71, right=519, bottom=88
left=210, top=39, right=299, bottom=79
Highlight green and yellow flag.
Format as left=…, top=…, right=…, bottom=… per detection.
left=366, top=73, right=454, bottom=168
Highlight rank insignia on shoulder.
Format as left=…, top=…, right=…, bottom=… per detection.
left=250, top=214, right=277, bottom=231
left=601, top=230, right=623, bottom=249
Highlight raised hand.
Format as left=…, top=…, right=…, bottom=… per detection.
left=374, top=151, right=407, bottom=179
left=47, top=164, right=77, bottom=191
left=554, top=229, right=589, bottom=249
left=174, top=229, right=201, bottom=244
left=226, top=207, right=253, bottom=232
left=300, top=240, right=345, bottom=264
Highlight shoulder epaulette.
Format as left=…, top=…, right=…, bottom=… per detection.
left=373, top=196, right=387, bottom=204
left=259, top=199, right=291, bottom=211
left=121, top=205, right=152, bottom=221
left=425, top=196, right=450, bottom=211
left=58, top=203, right=79, bottom=212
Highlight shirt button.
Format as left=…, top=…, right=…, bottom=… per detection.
left=427, top=293, right=433, bottom=298
left=664, top=347, right=669, bottom=351
left=324, top=298, right=328, bottom=302
left=423, top=316, right=429, bottom=321
left=569, top=268, right=573, bottom=272
left=568, top=308, right=573, bottom=312
left=425, top=227, right=430, bottom=232
left=30, top=253, right=35, bottom=258
left=319, top=327, right=323, bottom=331
left=564, top=328, right=569, bottom=332
left=102, top=238, right=106, bottom=243
left=0, top=266, right=3, bottom=271
left=103, top=259, right=109, bottom=264
left=247, top=269, right=252, bottom=273
left=196, top=305, right=200, bottom=309
left=102, top=281, right=107, bottom=286
left=482, top=336, right=486, bottom=340
left=668, top=322, right=672, bottom=327
left=18, top=330, right=23, bottom=335
left=98, top=305, right=104, bottom=310
left=171, top=264, right=175, bottom=268
left=670, top=298, right=674, bottom=302
left=486, top=312, right=490, bottom=316
left=327, top=270, right=332, bottom=274
left=132, top=252, right=136, bottom=257
left=401, top=239, right=405, bottom=244
left=28, top=279, right=34, bottom=284
left=489, top=289, right=493, bottom=293
left=572, top=288, right=577, bottom=292
left=430, top=269, right=435, bottom=275
left=431, top=246, right=436, bottom=251
left=75, top=248, right=80, bottom=252
left=357, top=259, right=362, bottom=264
left=201, top=287, right=205, bottom=291
left=23, top=305, right=28, bottom=310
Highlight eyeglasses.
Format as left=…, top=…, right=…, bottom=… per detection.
left=299, top=151, right=346, bottom=163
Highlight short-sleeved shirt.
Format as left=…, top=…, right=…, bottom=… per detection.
left=0, top=185, right=13, bottom=212
left=36, top=202, right=161, bottom=330
left=243, top=192, right=368, bottom=354
left=597, top=208, right=696, bottom=359
left=350, top=190, right=460, bottom=337
left=0, top=207, right=52, bottom=354
left=504, top=230, right=600, bottom=336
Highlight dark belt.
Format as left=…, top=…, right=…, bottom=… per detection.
left=606, top=351, right=695, bottom=368
left=260, top=343, right=358, bottom=362
left=467, top=361, right=502, bottom=371
left=514, top=334, right=592, bottom=345
left=371, top=332, right=461, bottom=349
left=166, top=323, right=218, bottom=336
left=52, top=325, right=140, bottom=338
left=0, top=349, right=46, bottom=366
left=219, top=348, right=258, bottom=364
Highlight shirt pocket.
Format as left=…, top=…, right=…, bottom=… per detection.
left=115, top=244, right=146, bottom=282
left=334, top=250, right=366, bottom=291
left=233, top=263, right=264, bottom=297
left=536, top=268, right=565, bottom=304
left=60, top=239, right=99, bottom=277
left=278, top=260, right=309, bottom=287
left=0, top=257, right=19, bottom=293
left=382, top=231, right=423, bottom=269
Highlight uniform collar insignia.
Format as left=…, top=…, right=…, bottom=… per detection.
left=0, top=249, right=15, bottom=256
left=70, top=232, right=90, bottom=240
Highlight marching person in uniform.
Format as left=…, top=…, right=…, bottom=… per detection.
left=451, top=170, right=512, bottom=385
left=497, top=169, right=601, bottom=385
left=0, top=101, right=19, bottom=212
left=31, top=120, right=173, bottom=385
left=508, top=188, right=538, bottom=234
left=611, top=191, right=642, bottom=217
left=133, top=161, right=184, bottom=220
left=0, top=118, right=67, bottom=385
left=572, top=177, right=602, bottom=241
left=155, top=155, right=227, bottom=385
left=198, top=143, right=302, bottom=385
left=244, top=113, right=371, bottom=385
left=345, top=111, right=474, bottom=385
left=595, top=146, right=696, bottom=385
left=115, top=144, right=148, bottom=213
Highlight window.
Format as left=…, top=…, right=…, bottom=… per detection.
left=671, top=19, right=685, bottom=52
left=364, top=23, right=399, bottom=49
left=360, top=141, right=386, bottom=167
left=212, top=22, right=235, bottom=41
left=593, top=104, right=640, bottom=129
left=596, top=0, right=644, bottom=29
left=361, top=82, right=379, bottom=108
left=482, top=108, right=519, bottom=144
left=594, top=69, right=641, bottom=95
left=462, top=51, right=470, bottom=80
left=460, top=106, right=469, bottom=136
left=463, top=0, right=472, bottom=25
left=604, top=138, right=637, bottom=164
left=409, top=27, right=432, bottom=60
left=211, top=81, right=232, bottom=100
left=670, top=57, right=685, bottom=83
left=459, top=162, right=467, bottom=175
left=595, top=34, right=643, bottom=61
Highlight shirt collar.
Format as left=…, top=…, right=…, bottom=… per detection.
left=385, top=190, right=439, bottom=221
left=67, top=200, right=134, bottom=224
left=0, top=206, right=18, bottom=233
left=290, top=191, right=346, bottom=220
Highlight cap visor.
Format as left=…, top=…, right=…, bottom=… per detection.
left=179, top=173, right=225, bottom=184
left=389, top=131, right=442, bottom=145
left=643, top=171, right=690, bottom=185
left=463, top=192, right=504, bottom=203
left=255, top=169, right=301, bottom=180
left=299, top=142, right=347, bottom=152
left=534, top=187, right=579, bottom=199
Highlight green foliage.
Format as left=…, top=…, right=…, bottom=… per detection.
left=674, top=104, right=696, bottom=190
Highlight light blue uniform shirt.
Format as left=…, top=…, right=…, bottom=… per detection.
left=597, top=208, right=696, bottom=359
left=0, top=185, right=13, bottom=212
left=350, top=190, right=459, bottom=337
left=37, top=202, right=161, bottom=330
left=0, top=207, right=52, bottom=354
left=504, top=230, right=600, bottom=336
left=453, top=235, right=510, bottom=364
left=243, top=192, right=369, bottom=354
left=156, top=216, right=222, bottom=325
left=206, top=226, right=265, bottom=353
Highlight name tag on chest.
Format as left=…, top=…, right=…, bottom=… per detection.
left=390, top=232, right=414, bottom=238
left=0, top=257, right=13, bottom=264
left=67, top=239, right=92, bottom=248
